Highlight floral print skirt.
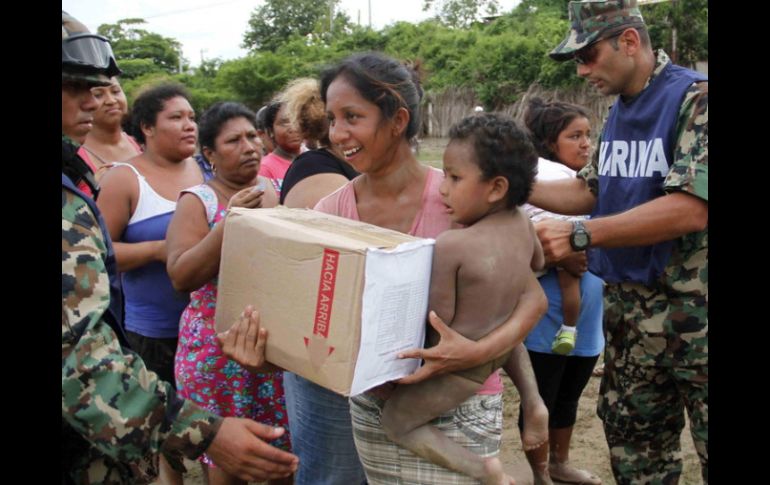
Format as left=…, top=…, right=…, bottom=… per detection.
left=174, top=281, right=291, bottom=465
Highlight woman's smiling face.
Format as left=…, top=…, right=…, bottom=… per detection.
left=325, top=76, right=402, bottom=175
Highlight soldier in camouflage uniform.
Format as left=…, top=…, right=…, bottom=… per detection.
left=61, top=11, right=298, bottom=484
left=527, top=1, right=707, bottom=484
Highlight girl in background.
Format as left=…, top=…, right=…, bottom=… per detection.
left=258, top=100, right=302, bottom=197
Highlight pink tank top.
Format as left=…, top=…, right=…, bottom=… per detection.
left=315, top=167, right=503, bottom=394
left=76, top=133, right=143, bottom=196
left=258, top=151, right=292, bottom=196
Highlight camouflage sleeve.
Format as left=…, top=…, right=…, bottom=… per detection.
left=62, top=189, right=223, bottom=477
left=663, top=81, right=708, bottom=201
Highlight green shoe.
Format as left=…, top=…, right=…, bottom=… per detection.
left=551, top=329, right=576, bottom=355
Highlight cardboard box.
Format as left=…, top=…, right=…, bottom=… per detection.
left=215, top=207, right=435, bottom=396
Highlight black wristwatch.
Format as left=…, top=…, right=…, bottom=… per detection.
left=569, top=220, right=591, bottom=251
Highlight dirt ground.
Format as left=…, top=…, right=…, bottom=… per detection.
left=171, top=138, right=703, bottom=484
left=174, top=365, right=702, bottom=485
left=499, top=370, right=702, bottom=485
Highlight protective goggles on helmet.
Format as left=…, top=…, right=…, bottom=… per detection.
left=62, top=34, right=121, bottom=77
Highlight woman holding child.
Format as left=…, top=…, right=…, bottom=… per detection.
left=272, top=52, right=549, bottom=485
left=521, top=98, right=605, bottom=485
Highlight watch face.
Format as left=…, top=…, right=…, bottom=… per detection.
left=573, top=233, right=588, bottom=248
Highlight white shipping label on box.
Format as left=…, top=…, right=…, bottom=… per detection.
left=350, top=239, right=434, bottom=396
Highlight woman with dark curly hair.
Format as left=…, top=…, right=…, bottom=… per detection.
left=96, top=82, right=207, bottom=485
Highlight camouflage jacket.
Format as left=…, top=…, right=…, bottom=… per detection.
left=579, top=50, right=708, bottom=367
left=62, top=141, right=222, bottom=484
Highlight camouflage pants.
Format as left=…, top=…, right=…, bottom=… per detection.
left=597, top=344, right=708, bottom=484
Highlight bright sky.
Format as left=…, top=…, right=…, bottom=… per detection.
left=62, top=0, right=521, bottom=66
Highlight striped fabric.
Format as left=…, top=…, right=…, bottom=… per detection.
left=350, top=392, right=503, bottom=484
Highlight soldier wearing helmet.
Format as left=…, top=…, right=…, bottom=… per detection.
left=62, top=11, right=120, bottom=87
left=61, top=10, right=122, bottom=196
left=61, top=11, right=298, bottom=484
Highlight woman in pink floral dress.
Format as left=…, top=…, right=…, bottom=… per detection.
left=165, top=101, right=290, bottom=485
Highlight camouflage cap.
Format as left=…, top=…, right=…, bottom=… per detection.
left=62, top=11, right=120, bottom=87
left=549, top=0, right=645, bottom=62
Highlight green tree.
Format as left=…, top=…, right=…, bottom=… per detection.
left=120, top=72, right=176, bottom=105
left=422, top=0, right=501, bottom=27
left=115, top=58, right=163, bottom=80
left=451, top=29, right=546, bottom=106
left=491, top=4, right=579, bottom=89
left=331, top=25, right=387, bottom=55
left=175, top=58, right=236, bottom=114
left=97, top=18, right=185, bottom=76
left=641, top=0, right=708, bottom=67
left=215, top=53, right=299, bottom=109
left=113, top=0, right=707, bottom=123
left=392, top=21, right=479, bottom=90
left=196, top=58, right=225, bottom=79
left=243, top=0, right=351, bottom=52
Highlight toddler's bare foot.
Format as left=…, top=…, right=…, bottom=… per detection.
left=521, top=397, right=549, bottom=450
left=548, top=462, right=601, bottom=485
left=482, top=456, right=515, bottom=485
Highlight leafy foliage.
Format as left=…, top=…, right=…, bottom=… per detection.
left=105, top=0, right=707, bottom=115
left=242, top=0, right=352, bottom=52
left=97, top=19, right=184, bottom=76
left=215, top=53, right=298, bottom=111
left=641, top=0, right=708, bottom=68
left=422, top=0, right=500, bottom=28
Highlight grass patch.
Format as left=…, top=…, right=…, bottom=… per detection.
left=415, top=137, right=449, bottom=168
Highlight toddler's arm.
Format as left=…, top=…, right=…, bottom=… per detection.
left=427, top=231, right=463, bottom=326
